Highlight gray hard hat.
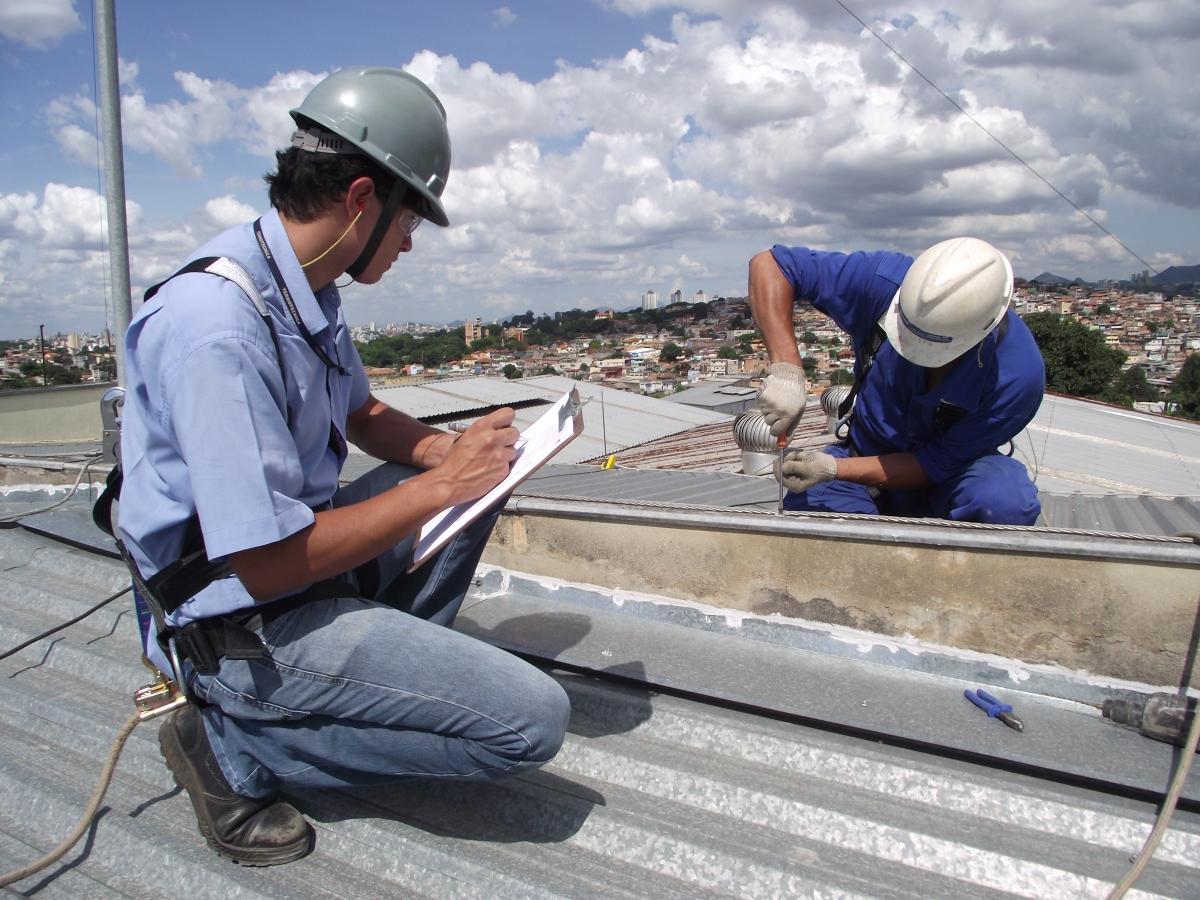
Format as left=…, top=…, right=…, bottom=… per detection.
left=290, top=66, right=451, bottom=227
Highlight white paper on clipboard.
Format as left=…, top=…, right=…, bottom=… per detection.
left=408, top=387, right=586, bottom=572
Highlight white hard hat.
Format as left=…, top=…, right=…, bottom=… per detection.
left=880, top=237, right=1013, bottom=368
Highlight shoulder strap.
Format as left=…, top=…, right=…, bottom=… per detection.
left=143, top=255, right=291, bottom=423
left=837, top=323, right=888, bottom=421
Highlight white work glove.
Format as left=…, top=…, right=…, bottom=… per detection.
left=757, top=362, right=807, bottom=438
left=775, top=449, right=838, bottom=493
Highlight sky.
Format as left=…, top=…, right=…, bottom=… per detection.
left=0, top=0, right=1197, bottom=338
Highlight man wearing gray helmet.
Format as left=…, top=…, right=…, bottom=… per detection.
left=748, top=238, right=1045, bottom=525
left=116, top=67, right=570, bottom=865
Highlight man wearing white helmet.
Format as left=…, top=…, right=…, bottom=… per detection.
left=748, top=238, right=1044, bottom=525
left=115, top=67, right=570, bottom=865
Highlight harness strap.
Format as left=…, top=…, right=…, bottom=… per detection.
left=836, top=312, right=1012, bottom=431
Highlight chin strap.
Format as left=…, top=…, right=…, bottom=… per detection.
left=345, top=187, right=406, bottom=280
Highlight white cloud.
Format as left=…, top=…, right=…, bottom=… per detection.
left=0, top=183, right=265, bottom=334
left=198, top=195, right=258, bottom=231
left=492, top=6, right=517, bottom=26
left=55, top=123, right=98, bottom=165
left=11, top=0, right=1198, bottom=331
left=50, top=68, right=325, bottom=178
left=0, top=0, right=82, bottom=49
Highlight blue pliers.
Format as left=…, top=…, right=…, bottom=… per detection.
left=965, top=688, right=1025, bottom=732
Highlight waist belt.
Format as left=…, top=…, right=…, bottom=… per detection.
left=172, top=578, right=362, bottom=676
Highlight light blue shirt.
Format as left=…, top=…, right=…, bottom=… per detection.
left=119, top=209, right=370, bottom=655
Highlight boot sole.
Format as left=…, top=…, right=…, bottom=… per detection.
left=159, top=712, right=313, bottom=866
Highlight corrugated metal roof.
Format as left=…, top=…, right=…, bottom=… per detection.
left=385, top=376, right=733, bottom=467
left=2, top=527, right=1198, bottom=898
left=373, top=376, right=556, bottom=419
left=664, top=378, right=760, bottom=415
left=579, top=399, right=835, bottom=472
left=1019, top=394, right=1200, bottom=496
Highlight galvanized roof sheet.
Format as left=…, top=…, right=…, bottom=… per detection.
left=1018, top=394, right=1200, bottom=497
left=1, top=527, right=1198, bottom=899
left=372, top=376, right=555, bottom=419
left=374, top=376, right=732, bottom=467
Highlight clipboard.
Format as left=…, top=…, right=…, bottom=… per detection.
left=407, top=387, right=587, bottom=572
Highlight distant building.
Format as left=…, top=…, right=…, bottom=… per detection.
left=66, top=333, right=81, bottom=351
left=670, top=289, right=683, bottom=305
left=464, top=317, right=484, bottom=346
left=642, top=290, right=659, bottom=311
left=693, top=290, right=707, bottom=305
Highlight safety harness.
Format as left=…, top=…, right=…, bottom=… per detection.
left=93, top=224, right=359, bottom=685
left=834, top=314, right=1010, bottom=443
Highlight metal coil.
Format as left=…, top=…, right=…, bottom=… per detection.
left=821, top=385, right=853, bottom=417
left=732, top=410, right=776, bottom=452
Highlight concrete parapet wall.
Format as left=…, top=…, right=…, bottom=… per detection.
left=0, top=383, right=111, bottom=444
left=484, top=509, right=1200, bottom=688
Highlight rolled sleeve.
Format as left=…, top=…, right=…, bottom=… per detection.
left=770, top=245, right=911, bottom=349
left=165, top=333, right=315, bottom=559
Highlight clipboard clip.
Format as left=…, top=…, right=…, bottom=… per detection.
left=560, top=393, right=591, bottom=427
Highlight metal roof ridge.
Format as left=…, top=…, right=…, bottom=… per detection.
left=505, top=493, right=1200, bottom=565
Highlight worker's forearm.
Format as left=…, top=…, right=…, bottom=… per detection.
left=834, top=452, right=934, bottom=490
left=347, top=395, right=455, bottom=468
left=229, top=470, right=453, bottom=601
left=748, top=251, right=802, bottom=365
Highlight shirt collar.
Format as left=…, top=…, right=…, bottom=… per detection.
left=258, top=209, right=332, bottom=336
left=909, top=322, right=1005, bottom=413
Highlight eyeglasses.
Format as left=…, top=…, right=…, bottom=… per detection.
left=397, top=208, right=423, bottom=237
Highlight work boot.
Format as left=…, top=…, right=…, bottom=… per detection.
left=159, top=704, right=313, bottom=866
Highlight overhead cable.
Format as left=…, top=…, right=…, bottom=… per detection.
left=832, top=0, right=1159, bottom=275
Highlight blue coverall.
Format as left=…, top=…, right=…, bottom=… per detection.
left=770, top=245, right=1046, bottom=525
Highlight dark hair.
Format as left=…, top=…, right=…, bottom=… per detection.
left=264, top=145, right=398, bottom=223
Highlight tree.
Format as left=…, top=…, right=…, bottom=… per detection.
left=802, top=331, right=819, bottom=345
left=829, top=368, right=854, bottom=385
left=661, top=342, right=683, bottom=363
left=717, top=346, right=739, bottom=359
left=1023, top=312, right=1125, bottom=402
left=502, top=364, right=522, bottom=379
left=1096, top=303, right=1113, bottom=315
left=18, top=361, right=82, bottom=386
left=538, top=365, right=558, bottom=376
left=801, top=356, right=818, bottom=373
left=1170, top=355, right=1200, bottom=419
left=1119, top=365, right=1159, bottom=403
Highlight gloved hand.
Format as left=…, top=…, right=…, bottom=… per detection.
left=757, top=362, right=807, bottom=438
left=775, top=448, right=839, bottom=493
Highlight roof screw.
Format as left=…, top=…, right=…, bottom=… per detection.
left=861, top=700, right=869, bottom=707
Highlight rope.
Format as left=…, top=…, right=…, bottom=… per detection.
left=1105, top=652, right=1200, bottom=897
left=0, top=713, right=141, bottom=889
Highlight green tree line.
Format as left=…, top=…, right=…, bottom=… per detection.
left=1022, top=312, right=1200, bottom=416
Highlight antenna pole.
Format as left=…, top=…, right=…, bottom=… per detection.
left=94, top=0, right=132, bottom=386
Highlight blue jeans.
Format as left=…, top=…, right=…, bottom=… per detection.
left=190, top=463, right=571, bottom=799
left=783, top=443, right=1041, bottom=525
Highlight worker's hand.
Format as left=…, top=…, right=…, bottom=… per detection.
left=431, top=408, right=520, bottom=507
left=776, top=448, right=838, bottom=493
left=757, top=362, right=807, bottom=438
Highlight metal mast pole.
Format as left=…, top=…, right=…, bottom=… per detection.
left=94, top=0, right=131, bottom=386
